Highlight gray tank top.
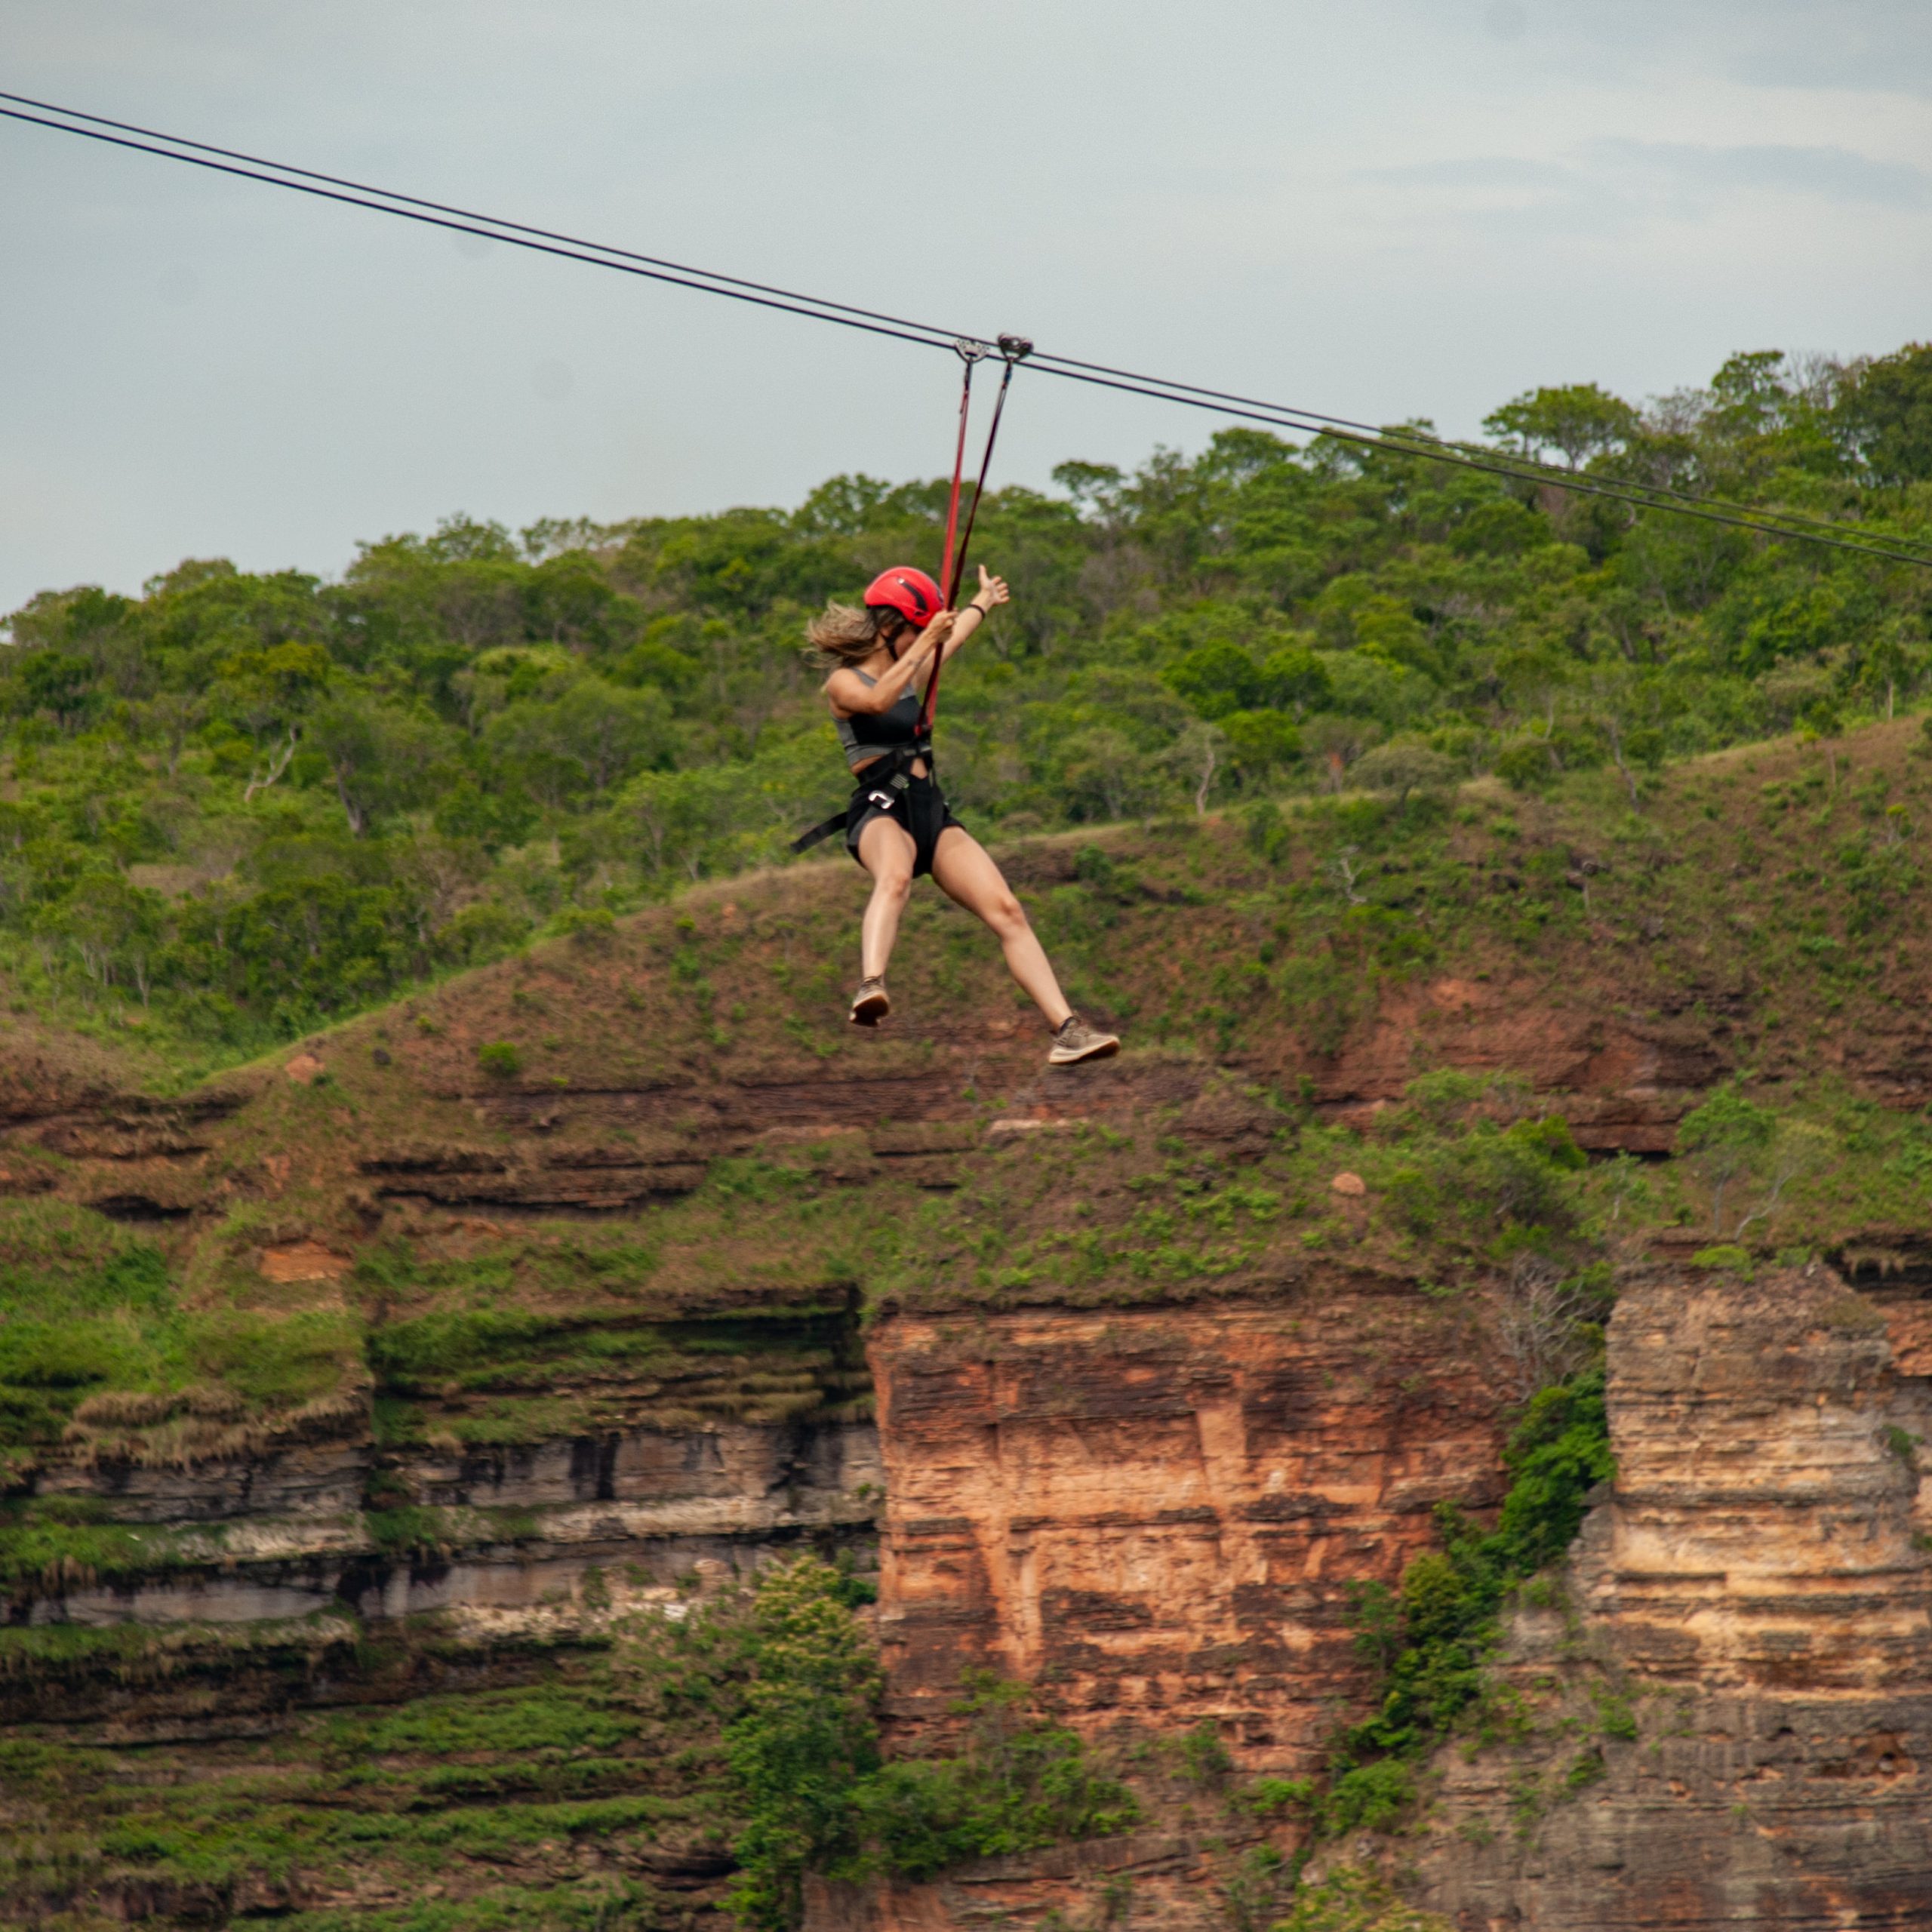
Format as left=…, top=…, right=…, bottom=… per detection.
left=834, top=672, right=923, bottom=771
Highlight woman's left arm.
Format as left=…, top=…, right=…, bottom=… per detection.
left=938, top=566, right=1010, bottom=662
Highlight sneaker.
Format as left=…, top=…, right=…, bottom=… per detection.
left=849, top=977, right=891, bottom=1026
left=1048, top=1014, right=1119, bottom=1066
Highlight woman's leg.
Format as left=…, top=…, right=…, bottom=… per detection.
left=930, top=828, right=1073, bottom=1029
left=857, top=814, right=918, bottom=980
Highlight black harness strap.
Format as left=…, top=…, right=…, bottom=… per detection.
left=789, top=810, right=848, bottom=856
left=789, top=740, right=934, bottom=856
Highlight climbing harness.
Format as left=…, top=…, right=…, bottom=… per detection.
left=790, top=335, right=1031, bottom=857
left=789, top=740, right=926, bottom=857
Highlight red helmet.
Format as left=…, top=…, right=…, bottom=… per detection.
left=863, top=567, right=945, bottom=632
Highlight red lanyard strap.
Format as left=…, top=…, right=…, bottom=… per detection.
left=921, top=335, right=1030, bottom=737
left=937, top=340, right=985, bottom=603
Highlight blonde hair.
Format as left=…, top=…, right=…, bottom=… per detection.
left=805, top=600, right=900, bottom=671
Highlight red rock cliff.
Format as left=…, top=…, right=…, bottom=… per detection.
left=857, top=1269, right=1932, bottom=1930
left=870, top=1294, right=1506, bottom=1770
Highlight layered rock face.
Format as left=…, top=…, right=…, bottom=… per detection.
left=14, top=820, right=1932, bottom=1923
left=12, top=1402, right=878, bottom=1650
left=870, top=1296, right=1506, bottom=1767
left=1407, top=1266, right=1932, bottom=1930
left=853, top=1269, right=1932, bottom=1930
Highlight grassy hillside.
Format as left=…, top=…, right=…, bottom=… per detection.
left=3, top=344, right=1930, bottom=1078
left=2, top=709, right=1932, bottom=1924
left=0, top=707, right=1927, bottom=1478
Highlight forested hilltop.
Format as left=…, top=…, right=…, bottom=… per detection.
left=8, top=343, right=1931, bottom=1075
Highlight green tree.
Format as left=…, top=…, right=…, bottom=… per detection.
left=1050, top=460, right=1125, bottom=521
left=41, top=874, right=165, bottom=1002
left=486, top=678, right=676, bottom=811
left=1484, top=383, right=1641, bottom=469
left=1707, top=349, right=1795, bottom=440
left=305, top=693, right=451, bottom=835
left=1835, top=342, right=1932, bottom=483
left=1260, top=644, right=1334, bottom=715
left=1349, top=739, right=1457, bottom=807
left=1061, top=727, right=1161, bottom=821
left=1163, top=640, right=1268, bottom=718
left=724, top=1558, right=881, bottom=1932
left=621, top=764, right=746, bottom=882
left=14, top=650, right=98, bottom=733
left=1220, top=709, right=1303, bottom=783
left=1677, top=1084, right=1776, bottom=1237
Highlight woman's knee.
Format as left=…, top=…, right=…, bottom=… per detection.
left=984, top=889, right=1029, bottom=937
left=869, top=866, right=914, bottom=909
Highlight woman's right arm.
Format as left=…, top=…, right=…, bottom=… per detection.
left=826, top=613, right=954, bottom=715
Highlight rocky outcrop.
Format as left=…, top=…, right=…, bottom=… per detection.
left=844, top=1267, right=1932, bottom=1929
left=1405, top=1266, right=1932, bottom=1930
left=11, top=1406, right=878, bottom=1654
left=869, top=1296, right=1506, bottom=1769
left=1298, top=972, right=1720, bottom=1152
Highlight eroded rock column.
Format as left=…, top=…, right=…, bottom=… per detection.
left=1414, top=1266, right=1932, bottom=1930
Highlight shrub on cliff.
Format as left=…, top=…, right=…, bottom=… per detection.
left=1377, top=1075, right=1589, bottom=1253
left=1331, top=1367, right=1612, bottom=1810
left=1381, top=1112, right=1586, bottom=1248
left=615, top=1558, right=1138, bottom=1931
left=845, top=1676, right=1138, bottom=1881
left=1491, top=1369, right=1614, bottom=1574
left=1276, top=1866, right=1452, bottom=1931
left=723, top=1558, right=884, bottom=1930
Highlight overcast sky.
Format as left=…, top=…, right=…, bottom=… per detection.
left=2, top=1, right=1929, bottom=612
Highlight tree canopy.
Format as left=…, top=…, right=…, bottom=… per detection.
left=3, top=344, right=1929, bottom=1062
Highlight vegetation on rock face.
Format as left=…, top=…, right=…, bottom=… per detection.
left=1327, top=1368, right=1614, bottom=1832
left=618, top=1557, right=1139, bottom=1931
left=4, top=345, right=1930, bottom=1070
left=0, top=1197, right=358, bottom=1491
left=1274, top=1867, right=1453, bottom=1931
left=0, top=1635, right=726, bottom=1931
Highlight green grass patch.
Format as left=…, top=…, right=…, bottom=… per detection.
left=188, top=1307, right=361, bottom=1409
left=0, top=1494, right=202, bottom=1589
left=0, top=1202, right=185, bottom=1446
left=331, top=1684, right=638, bottom=1761
left=363, top=1506, right=542, bottom=1556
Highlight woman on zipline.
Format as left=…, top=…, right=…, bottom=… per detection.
left=808, top=565, right=1119, bottom=1064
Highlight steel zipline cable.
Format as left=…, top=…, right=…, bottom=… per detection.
left=0, top=88, right=972, bottom=351
left=5, top=89, right=1930, bottom=574
left=0, top=98, right=958, bottom=356
left=1023, top=348, right=1912, bottom=552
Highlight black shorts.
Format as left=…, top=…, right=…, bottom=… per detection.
left=845, top=768, right=963, bottom=878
